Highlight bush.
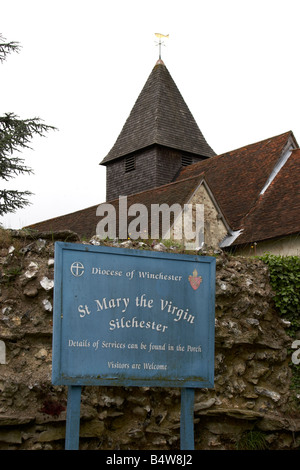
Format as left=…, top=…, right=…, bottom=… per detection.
left=260, top=253, right=300, bottom=336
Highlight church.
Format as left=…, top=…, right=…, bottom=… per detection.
left=27, top=59, right=300, bottom=256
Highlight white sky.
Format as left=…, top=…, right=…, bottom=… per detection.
left=1, top=0, right=300, bottom=230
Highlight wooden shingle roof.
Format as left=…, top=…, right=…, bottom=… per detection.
left=100, top=60, right=215, bottom=165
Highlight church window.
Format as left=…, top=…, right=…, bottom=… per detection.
left=125, top=155, right=135, bottom=173
left=181, top=155, right=193, bottom=167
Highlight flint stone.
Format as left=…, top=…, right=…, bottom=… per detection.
left=19, top=242, right=35, bottom=254
left=233, top=359, right=246, bottom=376
left=35, top=348, right=48, bottom=359
left=2, top=306, right=12, bottom=316
left=89, top=235, right=102, bottom=246
left=220, top=282, right=228, bottom=291
left=23, top=285, right=38, bottom=298
left=194, top=398, right=216, bottom=412
left=153, top=242, right=167, bottom=252
left=40, top=277, right=54, bottom=291
left=246, top=362, right=270, bottom=384
left=120, top=240, right=133, bottom=248
left=101, top=395, right=124, bottom=408
left=24, top=262, right=39, bottom=279
left=127, top=428, right=144, bottom=439
left=36, top=239, right=46, bottom=251
left=42, top=299, right=52, bottom=312
left=254, top=387, right=281, bottom=402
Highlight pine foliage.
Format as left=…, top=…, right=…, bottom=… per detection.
left=0, top=34, right=56, bottom=217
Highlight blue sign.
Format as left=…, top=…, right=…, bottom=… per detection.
left=52, top=242, right=215, bottom=388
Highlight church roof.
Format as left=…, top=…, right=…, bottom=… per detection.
left=100, top=60, right=215, bottom=165
left=26, top=130, right=300, bottom=248
left=175, top=130, right=298, bottom=231
left=233, top=148, right=300, bottom=245
left=26, top=203, right=100, bottom=239
left=26, top=174, right=205, bottom=239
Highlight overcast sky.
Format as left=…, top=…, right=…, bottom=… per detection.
left=1, top=0, right=300, bottom=230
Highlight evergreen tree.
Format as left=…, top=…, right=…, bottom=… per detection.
left=0, top=34, right=56, bottom=216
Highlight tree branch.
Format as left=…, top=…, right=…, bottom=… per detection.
left=0, top=34, right=21, bottom=62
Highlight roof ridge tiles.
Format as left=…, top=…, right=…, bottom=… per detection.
left=176, top=130, right=294, bottom=180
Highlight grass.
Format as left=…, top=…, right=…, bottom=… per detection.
left=236, top=430, right=268, bottom=450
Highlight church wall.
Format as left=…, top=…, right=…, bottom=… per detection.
left=232, top=234, right=300, bottom=257
left=163, top=184, right=228, bottom=250
left=190, top=184, right=228, bottom=249
left=173, top=184, right=227, bottom=250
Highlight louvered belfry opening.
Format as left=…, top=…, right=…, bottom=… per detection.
left=181, top=155, right=193, bottom=167
left=125, top=155, right=135, bottom=173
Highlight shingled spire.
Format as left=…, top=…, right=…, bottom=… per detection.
left=101, top=60, right=215, bottom=201
left=101, top=60, right=214, bottom=164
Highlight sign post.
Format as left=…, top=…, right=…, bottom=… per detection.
left=180, top=388, right=195, bottom=450
left=52, top=242, right=215, bottom=450
left=65, top=385, right=81, bottom=450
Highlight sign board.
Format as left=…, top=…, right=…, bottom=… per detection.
left=52, top=242, right=215, bottom=389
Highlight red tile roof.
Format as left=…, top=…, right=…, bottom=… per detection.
left=234, top=148, right=300, bottom=245
left=176, top=131, right=297, bottom=230
left=27, top=204, right=100, bottom=239
left=28, top=175, right=205, bottom=239
left=27, top=131, right=300, bottom=247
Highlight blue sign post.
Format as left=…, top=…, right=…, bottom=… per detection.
left=52, top=242, right=215, bottom=450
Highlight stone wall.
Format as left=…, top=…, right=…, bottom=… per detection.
left=189, top=183, right=228, bottom=250
left=0, top=228, right=299, bottom=450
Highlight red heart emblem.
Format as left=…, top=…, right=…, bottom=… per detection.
left=189, top=269, right=202, bottom=290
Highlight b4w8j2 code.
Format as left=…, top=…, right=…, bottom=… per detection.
left=150, top=454, right=192, bottom=466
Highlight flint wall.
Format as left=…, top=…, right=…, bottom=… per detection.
left=0, top=229, right=299, bottom=450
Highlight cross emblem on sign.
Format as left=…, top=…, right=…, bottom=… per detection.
left=70, top=262, right=85, bottom=277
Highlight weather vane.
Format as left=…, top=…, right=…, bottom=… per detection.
left=155, top=33, right=169, bottom=60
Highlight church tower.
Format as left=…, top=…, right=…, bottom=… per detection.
left=100, top=59, right=215, bottom=202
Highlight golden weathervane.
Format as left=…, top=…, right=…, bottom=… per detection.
left=155, top=33, right=169, bottom=60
